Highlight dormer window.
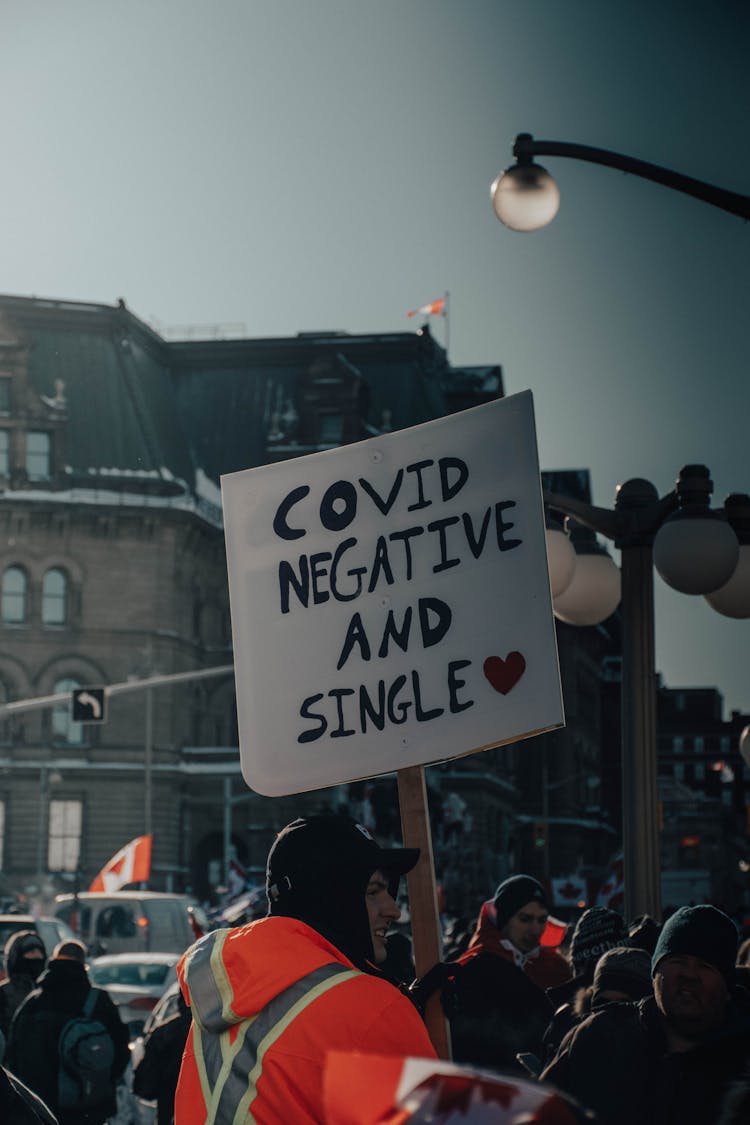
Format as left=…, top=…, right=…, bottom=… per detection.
left=26, top=431, right=51, bottom=480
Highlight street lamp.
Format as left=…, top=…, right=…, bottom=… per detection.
left=491, top=133, right=749, bottom=920
left=544, top=467, right=750, bottom=920
left=491, top=133, right=750, bottom=230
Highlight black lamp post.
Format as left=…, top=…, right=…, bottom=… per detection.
left=490, top=135, right=749, bottom=920
left=544, top=470, right=749, bottom=920
left=491, top=133, right=750, bottom=230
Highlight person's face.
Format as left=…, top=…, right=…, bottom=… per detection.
left=19, top=949, right=44, bottom=978
left=653, top=954, right=730, bottom=1040
left=501, top=901, right=548, bottom=953
left=366, top=869, right=401, bottom=965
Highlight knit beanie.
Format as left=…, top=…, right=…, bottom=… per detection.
left=569, top=907, right=627, bottom=979
left=493, top=875, right=548, bottom=931
left=592, top=947, right=653, bottom=1004
left=651, top=905, right=738, bottom=986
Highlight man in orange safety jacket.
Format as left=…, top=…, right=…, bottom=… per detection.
left=174, top=814, right=436, bottom=1123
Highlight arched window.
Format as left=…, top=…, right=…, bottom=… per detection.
left=1, top=567, right=27, bottom=624
left=42, top=568, right=68, bottom=625
left=52, top=677, right=84, bottom=746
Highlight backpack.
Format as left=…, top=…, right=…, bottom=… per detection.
left=57, top=988, right=116, bottom=1110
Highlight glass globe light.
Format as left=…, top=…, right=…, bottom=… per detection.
left=545, top=526, right=576, bottom=598
left=653, top=465, right=740, bottom=595
left=553, top=546, right=621, bottom=626
left=740, top=725, right=750, bottom=769
left=705, top=545, right=750, bottom=618
left=705, top=495, right=750, bottom=618
left=491, top=163, right=560, bottom=231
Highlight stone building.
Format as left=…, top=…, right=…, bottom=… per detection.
left=0, top=293, right=513, bottom=906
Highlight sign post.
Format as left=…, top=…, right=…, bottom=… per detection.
left=397, top=764, right=451, bottom=1057
left=221, top=391, right=564, bottom=1060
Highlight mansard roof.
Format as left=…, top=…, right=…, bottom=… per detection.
left=0, top=293, right=503, bottom=521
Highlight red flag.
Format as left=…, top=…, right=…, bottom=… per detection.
left=89, top=834, right=152, bottom=892
left=596, top=850, right=625, bottom=909
left=540, top=916, right=568, bottom=948
left=407, top=298, right=446, bottom=318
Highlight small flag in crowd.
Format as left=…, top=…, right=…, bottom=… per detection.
left=89, top=834, right=152, bottom=892
left=407, top=297, right=446, bottom=318
left=551, top=873, right=588, bottom=909
left=596, top=850, right=625, bottom=909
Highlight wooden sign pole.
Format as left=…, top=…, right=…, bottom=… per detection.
left=397, top=764, right=452, bottom=1060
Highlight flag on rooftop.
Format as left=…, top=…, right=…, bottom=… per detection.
left=407, top=297, right=446, bottom=318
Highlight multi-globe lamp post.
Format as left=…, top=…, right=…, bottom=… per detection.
left=490, top=135, right=750, bottom=920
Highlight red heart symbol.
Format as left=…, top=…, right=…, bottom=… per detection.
left=483, top=652, right=526, bottom=695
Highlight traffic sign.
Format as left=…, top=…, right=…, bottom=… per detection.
left=71, top=687, right=106, bottom=724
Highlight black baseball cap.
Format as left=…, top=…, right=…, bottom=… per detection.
left=266, top=814, right=419, bottom=967
left=267, top=814, right=419, bottom=902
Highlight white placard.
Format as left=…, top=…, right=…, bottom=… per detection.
left=222, top=390, right=563, bottom=796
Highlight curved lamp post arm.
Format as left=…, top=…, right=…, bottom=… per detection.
left=543, top=485, right=678, bottom=548
left=513, top=133, right=750, bottom=220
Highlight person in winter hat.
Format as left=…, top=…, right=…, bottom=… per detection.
left=175, top=814, right=436, bottom=1124
left=541, top=904, right=750, bottom=1125
left=5, top=937, right=129, bottom=1125
left=0, top=930, right=46, bottom=1041
left=568, top=906, right=628, bottom=984
left=591, top=947, right=653, bottom=1006
left=411, top=874, right=567, bottom=1075
left=477, top=875, right=570, bottom=990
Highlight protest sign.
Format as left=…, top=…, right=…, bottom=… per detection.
left=222, top=390, right=563, bottom=796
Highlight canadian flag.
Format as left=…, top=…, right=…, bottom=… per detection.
left=406, top=297, right=446, bottom=318
left=596, top=850, right=625, bottom=909
left=551, top=873, right=588, bottom=908
left=89, top=835, right=152, bottom=893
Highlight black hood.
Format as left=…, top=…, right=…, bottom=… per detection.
left=3, top=929, right=46, bottom=980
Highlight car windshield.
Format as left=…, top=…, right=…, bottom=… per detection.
left=89, top=961, right=174, bottom=987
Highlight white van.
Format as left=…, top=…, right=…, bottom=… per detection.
left=54, top=891, right=196, bottom=956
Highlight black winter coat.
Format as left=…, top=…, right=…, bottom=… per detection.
left=0, top=930, right=47, bottom=1039
left=541, top=992, right=750, bottom=1125
left=413, top=951, right=554, bottom=1074
left=4, top=959, right=129, bottom=1125
left=0, top=1066, right=58, bottom=1125
left=132, top=1005, right=191, bottom=1125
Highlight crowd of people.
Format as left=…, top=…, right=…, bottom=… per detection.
left=0, top=814, right=749, bottom=1123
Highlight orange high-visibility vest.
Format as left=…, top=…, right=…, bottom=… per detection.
left=175, top=918, right=436, bottom=1124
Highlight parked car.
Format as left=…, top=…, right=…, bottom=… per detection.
left=88, top=951, right=180, bottom=1037
left=54, top=892, right=196, bottom=955
left=0, top=914, right=77, bottom=978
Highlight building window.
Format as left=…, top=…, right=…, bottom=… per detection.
left=673, top=736, right=684, bottom=755
left=318, top=413, right=344, bottom=444
left=0, top=800, right=4, bottom=869
left=42, top=568, right=67, bottom=625
left=0, top=379, right=9, bottom=413
left=26, top=431, right=51, bottom=480
left=52, top=677, right=84, bottom=745
left=694, top=736, right=704, bottom=754
left=48, top=799, right=82, bottom=872
left=1, top=566, right=27, bottom=624
left=0, top=430, right=8, bottom=475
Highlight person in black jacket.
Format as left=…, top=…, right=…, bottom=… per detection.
left=541, top=905, right=750, bottom=1125
left=0, top=930, right=46, bottom=1041
left=133, top=990, right=191, bottom=1125
left=4, top=939, right=129, bottom=1125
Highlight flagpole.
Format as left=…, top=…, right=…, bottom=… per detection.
left=444, top=290, right=450, bottom=358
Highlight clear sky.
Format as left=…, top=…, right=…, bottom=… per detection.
left=2, top=1, right=748, bottom=715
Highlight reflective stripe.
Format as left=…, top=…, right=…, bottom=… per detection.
left=200, top=962, right=359, bottom=1124
left=184, top=930, right=238, bottom=1103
